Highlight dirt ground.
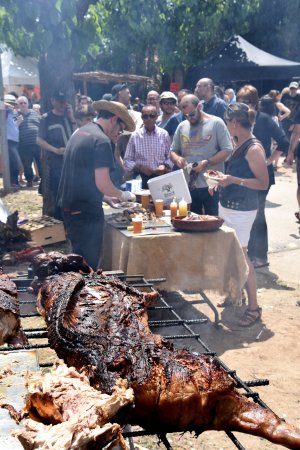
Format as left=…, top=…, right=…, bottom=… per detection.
left=1, top=182, right=300, bottom=450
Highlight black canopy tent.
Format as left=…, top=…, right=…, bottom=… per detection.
left=186, top=35, right=300, bottom=88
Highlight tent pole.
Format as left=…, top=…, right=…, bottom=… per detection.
left=0, top=48, right=11, bottom=192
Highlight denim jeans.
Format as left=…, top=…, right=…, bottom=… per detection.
left=8, top=140, right=22, bottom=185
left=190, top=187, right=219, bottom=215
left=248, top=187, right=270, bottom=261
left=63, top=209, right=104, bottom=270
left=18, top=144, right=42, bottom=182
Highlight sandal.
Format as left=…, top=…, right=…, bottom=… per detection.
left=295, top=212, right=300, bottom=223
left=238, top=307, right=262, bottom=327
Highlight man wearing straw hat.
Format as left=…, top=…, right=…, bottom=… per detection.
left=57, top=100, right=136, bottom=270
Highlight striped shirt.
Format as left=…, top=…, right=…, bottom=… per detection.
left=18, top=110, right=40, bottom=146
left=124, top=125, right=172, bottom=171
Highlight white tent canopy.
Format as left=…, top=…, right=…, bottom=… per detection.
left=1, top=47, right=39, bottom=86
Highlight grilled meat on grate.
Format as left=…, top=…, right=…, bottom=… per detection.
left=29, top=251, right=93, bottom=294
left=0, top=273, right=28, bottom=346
left=38, top=272, right=300, bottom=449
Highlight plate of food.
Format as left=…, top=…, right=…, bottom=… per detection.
left=172, top=214, right=224, bottom=232
left=204, top=170, right=223, bottom=188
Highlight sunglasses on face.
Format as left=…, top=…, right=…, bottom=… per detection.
left=161, top=100, right=176, bottom=106
left=184, top=110, right=197, bottom=119
left=142, top=113, right=157, bottom=119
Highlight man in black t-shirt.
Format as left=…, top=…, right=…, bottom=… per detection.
left=281, top=81, right=300, bottom=139
left=37, top=90, right=75, bottom=218
left=57, top=100, right=136, bottom=270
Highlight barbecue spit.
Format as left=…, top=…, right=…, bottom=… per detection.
left=38, top=271, right=300, bottom=450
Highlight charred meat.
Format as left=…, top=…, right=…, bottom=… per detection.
left=0, top=274, right=28, bottom=346
left=39, top=272, right=300, bottom=449
left=29, top=251, right=92, bottom=294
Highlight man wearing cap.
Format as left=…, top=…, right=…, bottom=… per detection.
left=4, top=94, right=22, bottom=187
left=281, top=81, right=300, bottom=139
left=37, top=90, right=75, bottom=218
left=111, top=83, right=142, bottom=129
left=123, top=105, right=172, bottom=189
left=195, top=78, right=227, bottom=120
left=157, top=91, right=177, bottom=128
left=57, top=100, right=136, bottom=270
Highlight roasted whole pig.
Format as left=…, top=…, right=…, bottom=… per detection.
left=0, top=273, right=28, bottom=346
left=39, top=272, right=300, bottom=449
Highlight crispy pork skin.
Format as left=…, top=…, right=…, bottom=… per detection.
left=29, top=251, right=93, bottom=295
left=0, top=274, right=28, bottom=346
left=39, top=272, right=300, bottom=449
left=13, top=363, right=133, bottom=450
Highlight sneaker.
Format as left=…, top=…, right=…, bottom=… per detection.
left=26, top=181, right=33, bottom=188
left=253, top=258, right=269, bottom=269
left=33, top=175, right=40, bottom=182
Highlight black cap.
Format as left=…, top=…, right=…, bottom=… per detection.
left=102, top=93, right=113, bottom=101
left=52, top=90, right=67, bottom=101
left=111, top=83, right=127, bottom=100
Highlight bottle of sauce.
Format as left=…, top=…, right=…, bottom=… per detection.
left=178, top=198, right=188, bottom=217
left=170, top=198, right=178, bottom=220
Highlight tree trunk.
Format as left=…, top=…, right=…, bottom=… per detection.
left=38, top=48, right=75, bottom=114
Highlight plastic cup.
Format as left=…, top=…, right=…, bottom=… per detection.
left=141, top=193, right=150, bottom=210
left=154, top=199, right=164, bottom=218
left=132, top=217, right=143, bottom=234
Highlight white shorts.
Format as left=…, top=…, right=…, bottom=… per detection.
left=219, top=204, right=257, bottom=247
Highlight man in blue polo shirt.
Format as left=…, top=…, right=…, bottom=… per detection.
left=195, top=78, right=227, bottom=120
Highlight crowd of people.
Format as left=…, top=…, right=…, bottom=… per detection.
left=3, top=77, right=300, bottom=325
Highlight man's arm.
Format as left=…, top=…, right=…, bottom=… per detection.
left=287, top=124, right=300, bottom=165
left=36, top=137, right=65, bottom=155
left=95, top=167, right=123, bottom=199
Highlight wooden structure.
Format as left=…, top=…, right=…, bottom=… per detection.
left=73, top=70, right=152, bottom=94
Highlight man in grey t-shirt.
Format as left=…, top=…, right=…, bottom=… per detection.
left=171, top=94, right=232, bottom=215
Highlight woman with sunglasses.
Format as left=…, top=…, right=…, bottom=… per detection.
left=216, top=103, right=269, bottom=326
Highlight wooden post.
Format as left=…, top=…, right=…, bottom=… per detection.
left=0, top=48, right=11, bottom=191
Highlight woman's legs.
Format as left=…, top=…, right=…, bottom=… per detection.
left=239, top=247, right=261, bottom=326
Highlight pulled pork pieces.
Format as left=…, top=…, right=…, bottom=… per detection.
left=13, top=363, right=133, bottom=449
left=38, top=272, right=300, bottom=450
left=0, top=273, right=28, bottom=346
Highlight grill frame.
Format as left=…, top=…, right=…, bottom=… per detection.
left=0, top=270, right=277, bottom=450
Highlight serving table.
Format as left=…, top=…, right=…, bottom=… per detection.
left=102, top=209, right=248, bottom=315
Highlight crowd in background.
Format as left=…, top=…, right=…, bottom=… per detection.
left=3, top=77, right=300, bottom=325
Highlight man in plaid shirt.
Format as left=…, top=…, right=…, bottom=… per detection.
left=123, top=105, right=173, bottom=188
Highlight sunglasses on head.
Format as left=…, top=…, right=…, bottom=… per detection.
left=142, top=113, right=157, bottom=119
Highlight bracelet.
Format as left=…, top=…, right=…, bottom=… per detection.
left=240, top=178, right=245, bottom=186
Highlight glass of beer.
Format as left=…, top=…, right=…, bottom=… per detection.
left=132, top=216, right=143, bottom=234
left=141, top=193, right=150, bottom=210
left=154, top=199, right=164, bottom=218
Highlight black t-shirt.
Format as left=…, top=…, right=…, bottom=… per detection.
left=38, top=111, right=73, bottom=168
left=57, top=122, right=115, bottom=213
left=281, top=93, right=300, bottom=121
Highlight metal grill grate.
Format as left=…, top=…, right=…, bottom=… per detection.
left=0, top=270, right=274, bottom=450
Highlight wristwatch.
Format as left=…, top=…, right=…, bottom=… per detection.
left=240, top=179, right=245, bottom=186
